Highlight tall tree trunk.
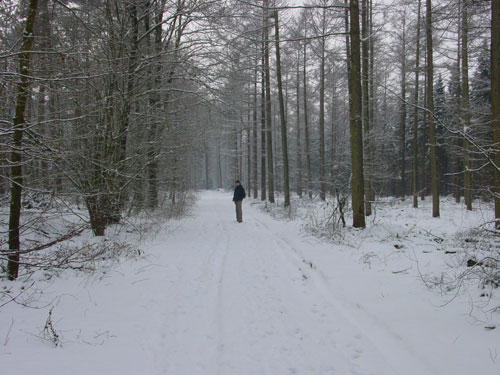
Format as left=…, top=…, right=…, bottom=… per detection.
left=366, top=0, right=375, bottom=214
left=238, top=126, right=243, bottom=178
left=146, top=1, right=165, bottom=209
left=412, top=0, right=422, bottom=208
left=349, top=0, right=366, bottom=228
left=296, top=50, right=303, bottom=198
left=108, top=0, right=140, bottom=223
left=36, top=0, right=52, bottom=188
left=7, top=0, right=39, bottom=280
left=454, top=0, right=463, bottom=204
left=492, top=0, right=500, bottom=228
left=205, top=141, right=210, bottom=189
left=461, top=0, right=472, bottom=211
left=247, top=125, right=251, bottom=195
left=345, top=0, right=352, bottom=103
left=421, top=84, right=427, bottom=201
left=264, top=1, right=275, bottom=203
left=361, top=0, right=372, bottom=214
left=217, top=141, right=223, bottom=188
left=261, top=41, right=267, bottom=201
left=330, top=70, right=337, bottom=195
left=319, top=9, right=327, bottom=201
left=253, top=63, right=259, bottom=199
left=426, top=0, right=440, bottom=217
left=274, top=10, right=290, bottom=207
left=400, top=15, right=407, bottom=199
left=303, top=41, right=313, bottom=199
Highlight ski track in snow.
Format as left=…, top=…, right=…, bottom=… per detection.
left=2, top=190, right=499, bottom=375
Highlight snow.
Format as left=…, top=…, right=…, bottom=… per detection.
left=1, top=190, right=499, bottom=374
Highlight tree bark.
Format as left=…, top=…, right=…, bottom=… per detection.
left=412, top=0, right=422, bottom=208
left=247, top=124, right=251, bottom=196
left=461, top=0, right=472, bottom=211
left=146, top=1, right=166, bottom=209
left=400, top=14, right=407, bottom=199
left=7, top=0, right=39, bottom=280
left=303, top=39, right=313, bottom=199
left=264, top=1, right=275, bottom=203
left=261, top=39, right=267, bottom=201
left=361, top=0, right=372, bottom=214
left=274, top=10, right=290, bottom=207
left=296, top=50, right=303, bottom=198
left=492, top=0, right=500, bottom=228
left=330, top=71, right=337, bottom=195
left=253, top=62, right=259, bottom=199
left=426, top=0, right=440, bottom=217
left=319, top=8, right=327, bottom=201
left=366, top=0, right=375, bottom=215
left=349, top=0, right=366, bottom=228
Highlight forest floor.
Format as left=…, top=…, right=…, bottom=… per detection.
left=1, top=190, right=499, bottom=374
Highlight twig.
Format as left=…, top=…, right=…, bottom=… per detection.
left=392, top=267, right=412, bottom=274
left=0, top=281, right=35, bottom=309
left=0, top=225, right=88, bottom=256
left=3, top=318, right=14, bottom=346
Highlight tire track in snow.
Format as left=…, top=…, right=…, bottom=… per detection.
left=252, top=215, right=439, bottom=375
left=213, top=219, right=231, bottom=374
left=150, top=202, right=232, bottom=374
left=249, top=217, right=367, bottom=374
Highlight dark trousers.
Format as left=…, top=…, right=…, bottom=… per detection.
left=235, top=200, right=243, bottom=222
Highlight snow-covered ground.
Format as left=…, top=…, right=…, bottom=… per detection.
left=1, top=190, right=499, bottom=374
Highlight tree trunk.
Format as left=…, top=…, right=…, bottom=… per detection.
left=205, top=141, right=210, bottom=190
left=253, top=63, right=259, bottom=199
left=420, top=54, right=428, bottom=201
left=7, top=0, right=39, bottom=280
left=109, top=1, right=140, bottom=223
left=330, top=71, right=337, bottom=195
left=303, top=40, right=313, bottom=199
left=217, top=141, right=223, bottom=188
left=274, top=10, right=290, bottom=207
left=146, top=1, right=165, bottom=209
left=261, top=32, right=267, bottom=201
left=296, top=50, right=303, bottom=198
left=492, top=0, right=500, bottom=228
left=400, top=15, right=407, bottom=199
left=264, top=1, right=275, bottom=203
left=361, top=0, right=372, bottom=214
left=426, top=0, right=440, bottom=217
left=366, top=0, right=375, bottom=214
left=247, top=124, right=251, bottom=195
left=349, top=0, right=366, bottom=228
left=461, top=0, right=472, bottom=211
left=412, top=0, right=422, bottom=208
left=319, top=9, right=327, bottom=201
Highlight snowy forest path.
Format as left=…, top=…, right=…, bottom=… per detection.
left=148, top=190, right=434, bottom=375
left=4, top=190, right=498, bottom=375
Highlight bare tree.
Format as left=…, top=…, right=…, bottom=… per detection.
left=274, top=9, right=290, bottom=207
left=349, top=0, right=366, bottom=228
left=302, top=12, right=313, bottom=199
left=264, top=0, right=275, bottom=203
left=426, top=0, right=440, bottom=218
left=493, top=0, right=500, bottom=228
left=412, top=0, right=422, bottom=208
left=7, top=0, right=39, bottom=280
left=461, top=0, right=473, bottom=211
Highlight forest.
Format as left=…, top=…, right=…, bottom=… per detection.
left=0, top=0, right=499, bottom=278
left=1, top=2, right=500, bottom=373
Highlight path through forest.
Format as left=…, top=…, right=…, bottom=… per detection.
left=2, top=190, right=498, bottom=375
left=136, top=191, right=452, bottom=375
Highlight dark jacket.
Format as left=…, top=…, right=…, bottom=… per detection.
left=233, top=185, right=246, bottom=202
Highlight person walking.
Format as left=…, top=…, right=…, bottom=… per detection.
left=232, top=180, right=246, bottom=223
